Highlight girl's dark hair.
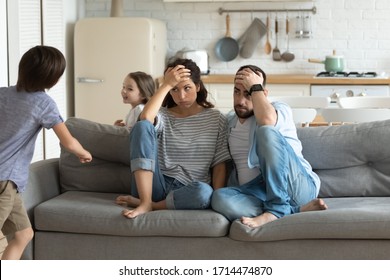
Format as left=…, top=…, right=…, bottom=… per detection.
left=129, top=71, right=156, bottom=104
left=236, top=65, right=267, bottom=87
left=162, top=58, right=214, bottom=108
left=16, top=45, right=66, bottom=92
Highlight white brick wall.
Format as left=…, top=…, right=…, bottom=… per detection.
left=84, top=0, right=390, bottom=75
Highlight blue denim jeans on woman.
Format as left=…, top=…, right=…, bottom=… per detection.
left=129, top=120, right=213, bottom=210
left=211, top=125, right=317, bottom=221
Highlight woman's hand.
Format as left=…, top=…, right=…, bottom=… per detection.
left=164, top=65, right=191, bottom=88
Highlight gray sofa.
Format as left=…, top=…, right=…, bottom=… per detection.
left=21, top=117, right=390, bottom=259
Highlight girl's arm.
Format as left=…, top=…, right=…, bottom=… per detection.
left=52, top=122, right=92, bottom=163
left=211, top=162, right=227, bottom=190
left=140, top=65, right=191, bottom=123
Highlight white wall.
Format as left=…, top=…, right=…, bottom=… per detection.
left=84, top=0, right=390, bottom=75
left=0, top=0, right=7, bottom=86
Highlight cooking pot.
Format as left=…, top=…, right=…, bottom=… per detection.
left=308, top=50, right=345, bottom=72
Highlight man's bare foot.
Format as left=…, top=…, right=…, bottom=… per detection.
left=115, top=195, right=140, bottom=207
left=241, top=212, right=278, bottom=228
left=300, top=198, right=328, bottom=212
left=122, top=203, right=153, bottom=219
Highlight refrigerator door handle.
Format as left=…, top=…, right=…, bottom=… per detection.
left=77, top=77, right=104, bottom=83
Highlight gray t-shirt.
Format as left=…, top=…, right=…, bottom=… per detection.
left=227, top=101, right=320, bottom=195
left=0, top=86, right=63, bottom=192
left=155, top=107, right=230, bottom=185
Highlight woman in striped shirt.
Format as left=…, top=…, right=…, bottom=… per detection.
left=116, top=58, right=231, bottom=218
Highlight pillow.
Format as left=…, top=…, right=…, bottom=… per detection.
left=297, top=119, right=390, bottom=197
left=60, top=118, right=132, bottom=194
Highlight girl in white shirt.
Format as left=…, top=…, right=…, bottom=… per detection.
left=114, top=71, right=155, bottom=129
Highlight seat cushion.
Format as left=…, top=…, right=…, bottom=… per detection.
left=34, top=191, right=230, bottom=238
left=230, top=197, right=390, bottom=241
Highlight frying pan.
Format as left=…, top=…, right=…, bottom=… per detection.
left=215, top=14, right=239, bottom=62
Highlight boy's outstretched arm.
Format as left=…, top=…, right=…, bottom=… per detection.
left=52, top=122, right=92, bottom=163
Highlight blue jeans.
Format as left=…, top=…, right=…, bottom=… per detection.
left=211, top=125, right=317, bottom=221
left=129, top=120, right=213, bottom=210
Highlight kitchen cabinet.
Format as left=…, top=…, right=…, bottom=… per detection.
left=206, top=83, right=310, bottom=114
left=267, top=84, right=310, bottom=96
left=202, top=74, right=390, bottom=113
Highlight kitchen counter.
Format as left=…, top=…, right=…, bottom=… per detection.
left=201, top=74, right=390, bottom=85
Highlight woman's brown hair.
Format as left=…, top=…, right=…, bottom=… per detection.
left=162, top=58, right=214, bottom=108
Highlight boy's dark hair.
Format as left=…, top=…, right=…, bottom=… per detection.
left=162, top=58, right=214, bottom=108
left=129, top=71, right=156, bottom=104
left=16, top=45, right=66, bottom=92
left=236, top=65, right=267, bottom=87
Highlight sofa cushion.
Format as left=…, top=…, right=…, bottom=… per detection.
left=60, top=118, right=131, bottom=194
left=229, top=197, right=390, bottom=242
left=297, top=119, right=390, bottom=197
left=34, top=191, right=230, bottom=238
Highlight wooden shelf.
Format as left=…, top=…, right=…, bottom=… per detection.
left=200, top=74, right=390, bottom=85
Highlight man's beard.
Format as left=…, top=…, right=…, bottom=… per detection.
left=234, top=105, right=254, bottom=119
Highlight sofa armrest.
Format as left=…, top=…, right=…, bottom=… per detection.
left=21, top=158, right=61, bottom=224
left=20, top=158, right=60, bottom=260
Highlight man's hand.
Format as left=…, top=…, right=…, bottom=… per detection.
left=235, top=68, right=264, bottom=92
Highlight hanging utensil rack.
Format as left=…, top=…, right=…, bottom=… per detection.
left=218, top=6, right=317, bottom=15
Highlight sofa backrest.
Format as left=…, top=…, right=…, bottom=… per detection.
left=297, top=119, right=390, bottom=197
left=60, top=118, right=131, bottom=194
left=61, top=117, right=390, bottom=198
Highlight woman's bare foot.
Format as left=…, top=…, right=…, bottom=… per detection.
left=300, top=198, right=328, bottom=212
left=115, top=195, right=140, bottom=207
left=122, top=202, right=153, bottom=219
left=241, top=212, right=278, bottom=228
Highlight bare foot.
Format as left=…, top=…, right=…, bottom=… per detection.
left=122, top=203, right=153, bottom=219
left=241, top=212, right=278, bottom=228
left=300, top=198, right=328, bottom=212
left=115, top=195, right=140, bottom=207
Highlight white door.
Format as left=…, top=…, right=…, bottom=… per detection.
left=0, top=0, right=7, bottom=87
left=7, top=0, right=44, bottom=162
left=4, top=0, right=75, bottom=161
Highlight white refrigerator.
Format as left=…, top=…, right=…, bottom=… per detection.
left=74, top=17, right=167, bottom=124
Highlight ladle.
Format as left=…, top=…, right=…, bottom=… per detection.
left=281, top=18, right=295, bottom=62
left=264, top=14, right=272, bottom=54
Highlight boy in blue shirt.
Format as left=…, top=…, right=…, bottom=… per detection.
left=0, top=45, right=92, bottom=259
